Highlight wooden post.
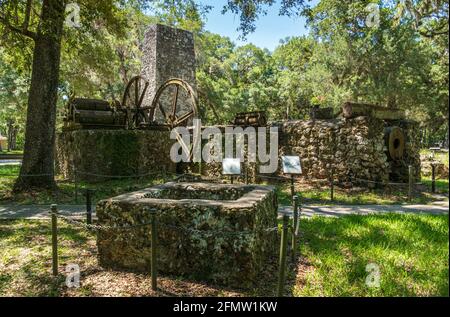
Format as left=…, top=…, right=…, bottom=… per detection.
left=277, top=215, right=289, bottom=297
left=291, top=195, right=299, bottom=260
left=150, top=209, right=158, bottom=291
left=245, top=166, right=249, bottom=184
left=74, top=164, right=78, bottom=204
left=408, top=165, right=414, bottom=202
left=290, top=175, right=295, bottom=199
left=162, top=166, right=166, bottom=183
left=330, top=167, right=334, bottom=201
left=297, top=193, right=302, bottom=255
left=86, top=189, right=92, bottom=225
left=51, top=204, right=58, bottom=277
left=431, top=163, right=436, bottom=193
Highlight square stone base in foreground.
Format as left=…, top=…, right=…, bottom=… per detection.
left=96, top=182, right=278, bottom=288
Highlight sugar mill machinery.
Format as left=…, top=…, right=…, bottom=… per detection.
left=64, top=77, right=199, bottom=130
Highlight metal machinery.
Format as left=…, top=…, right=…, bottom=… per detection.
left=233, top=111, right=267, bottom=127
left=64, top=77, right=199, bottom=130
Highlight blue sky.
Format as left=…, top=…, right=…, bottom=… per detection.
left=199, top=0, right=313, bottom=51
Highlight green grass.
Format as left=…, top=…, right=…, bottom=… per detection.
left=0, top=165, right=166, bottom=205
left=293, top=214, right=449, bottom=297
left=275, top=180, right=449, bottom=206
left=0, top=220, right=95, bottom=296
left=1, top=214, right=448, bottom=296
left=1, top=165, right=448, bottom=206
left=422, top=176, right=449, bottom=194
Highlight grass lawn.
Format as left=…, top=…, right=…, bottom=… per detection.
left=293, top=214, right=449, bottom=297
left=275, top=178, right=449, bottom=206
left=0, top=150, right=23, bottom=155
left=0, top=165, right=167, bottom=205
left=0, top=214, right=448, bottom=297
left=2, top=165, right=448, bottom=206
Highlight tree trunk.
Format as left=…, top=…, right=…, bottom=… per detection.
left=6, top=119, right=18, bottom=151
left=13, top=0, right=65, bottom=191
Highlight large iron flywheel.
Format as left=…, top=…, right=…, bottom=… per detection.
left=149, top=78, right=199, bottom=128
left=122, top=76, right=149, bottom=129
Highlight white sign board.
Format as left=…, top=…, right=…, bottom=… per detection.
left=222, top=158, right=241, bottom=175
left=282, top=156, right=302, bottom=175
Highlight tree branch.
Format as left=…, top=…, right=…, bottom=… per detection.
left=0, top=14, right=36, bottom=40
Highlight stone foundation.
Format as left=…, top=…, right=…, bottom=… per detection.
left=55, top=117, right=421, bottom=185
left=96, top=182, right=278, bottom=288
left=185, top=117, right=421, bottom=185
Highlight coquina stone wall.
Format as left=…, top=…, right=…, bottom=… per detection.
left=183, top=116, right=421, bottom=185
left=141, top=24, right=197, bottom=123
left=278, top=117, right=390, bottom=184
left=56, top=130, right=176, bottom=182
left=55, top=117, right=421, bottom=185
left=96, top=182, right=278, bottom=288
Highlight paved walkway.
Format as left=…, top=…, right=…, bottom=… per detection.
left=0, top=200, right=448, bottom=220
left=0, top=205, right=91, bottom=220
left=0, top=159, right=22, bottom=166
left=279, top=200, right=449, bottom=218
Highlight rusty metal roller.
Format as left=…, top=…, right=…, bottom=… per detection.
left=385, top=126, right=405, bottom=160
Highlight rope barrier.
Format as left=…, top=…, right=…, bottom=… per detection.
left=54, top=211, right=279, bottom=236
left=158, top=223, right=279, bottom=237
left=55, top=213, right=154, bottom=232
left=257, top=174, right=291, bottom=181
left=0, top=173, right=54, bottom=177
left=73, top=169, right=164, bottom=179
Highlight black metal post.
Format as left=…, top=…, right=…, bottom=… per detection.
left=408, top=165, right=414, bottom=202
left=150, top=209, right=158, bottom=291
left=431, top=163, right=436, bottom=193
left=277, top=215, right=289, bottom=297
left=330, top=167, right=334, bottom=201
left=292, top=195, right=299, bottom=260
left=51, top=204, right=58, bottom=276
left=74, top=164, right=78, bottom=204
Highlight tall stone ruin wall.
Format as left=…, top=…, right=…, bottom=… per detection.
left=56, top=130, right=176, bottom=182
left=279, top=117, right=390, bottom=183
left=55, top=116, right=421, bottom=185
left=184, top=116, right=421, bottom=185
left=141, top=24, right=197, bottom=123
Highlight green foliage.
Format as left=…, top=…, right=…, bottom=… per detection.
left=1, top=0, right=449, bottom=145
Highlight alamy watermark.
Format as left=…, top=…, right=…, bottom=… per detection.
left=365, top=263, right=381, bottom=288
left=365, top=3, right=380, bottom=28
left=65, top=3, right=81, bottom=28
left=65, top=263, right=80, bottom=288
left=170, top=119, right=279, bottom=174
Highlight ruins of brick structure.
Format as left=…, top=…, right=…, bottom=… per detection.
left=56, top=24, right=421, bottom=185
left=56, top=24, right=195, bottom=179
left=141, top=24, right=197, bottom=124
